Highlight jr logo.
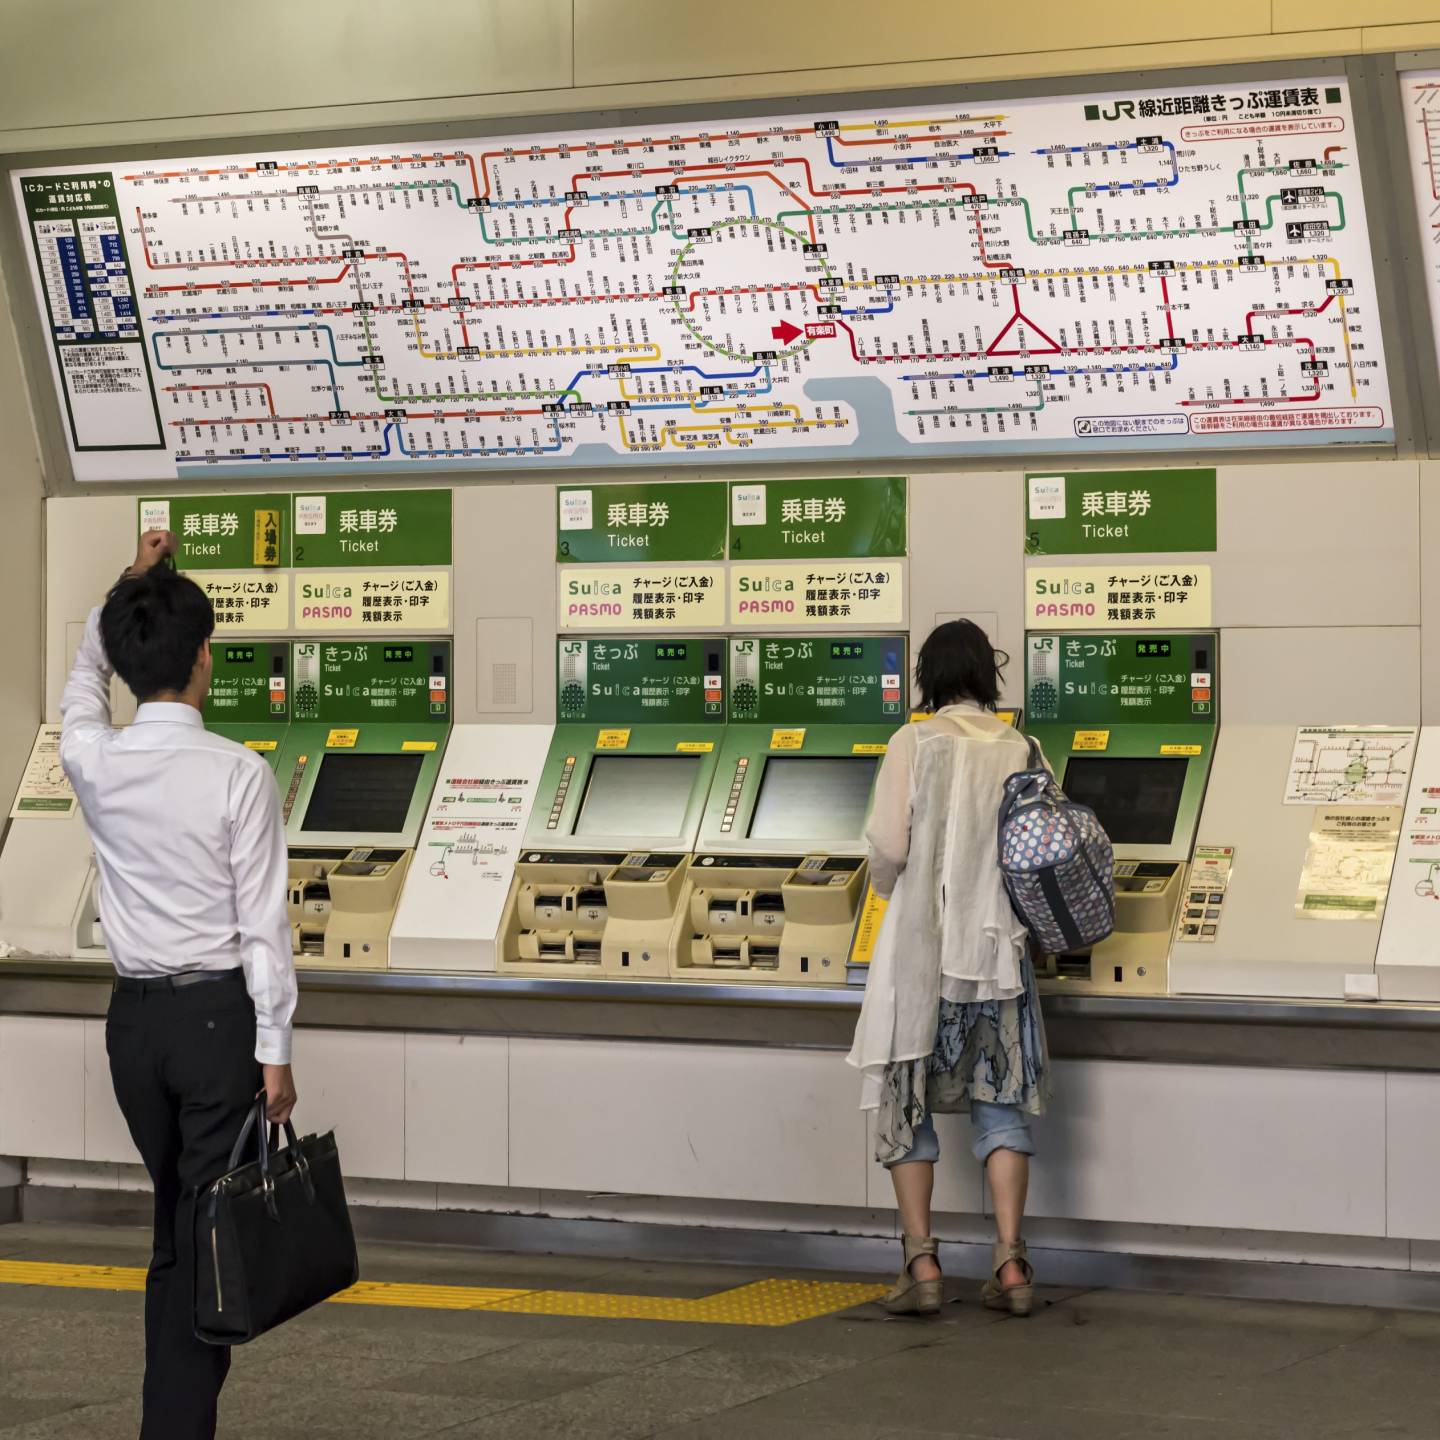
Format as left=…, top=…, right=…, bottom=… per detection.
left=1084, top=101, right=1136, bottom=120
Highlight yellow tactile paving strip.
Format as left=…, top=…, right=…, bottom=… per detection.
left=0, top=1260, right=884, bottom=1327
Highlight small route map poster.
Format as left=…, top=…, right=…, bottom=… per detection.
left=1283, top=725, right=1417, bottom=807
left=12, top=77, right=1390, bottom=481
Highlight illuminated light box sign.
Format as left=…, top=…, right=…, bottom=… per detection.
left=556, top=637, right=727, bottom=724
left=729, top=563, right=904, bottom=627
left=292, top=640, right=449, bottom=726
left=729, top=635, right=906, bottom=725
left=295, top=572, right=450, bottom=633
left=557, top=565, right=725, bottom=631
left=1024, top=470, right=1216, bottom=555
left=557, top=482, right=725, bottom=562
left=1025, top=632, right=1216, bottom=726
left=292, top=489, right=451, bottom=567
left=728, top=477, right=906, bottom=559
left=1025, top=565, right=1210, bottom=630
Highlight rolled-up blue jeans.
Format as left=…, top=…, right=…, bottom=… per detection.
left=884, top=1101, right=1035, bottom=1168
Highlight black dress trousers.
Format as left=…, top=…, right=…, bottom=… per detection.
left=106, top=973, right=262, bottom=1440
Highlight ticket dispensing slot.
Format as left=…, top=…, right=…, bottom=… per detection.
left=278, top=640, right=450, bottom=970
left=1024, top=632, right=1218, bottom=996
left=676, top=634, right=906, bottom=985
left=498, top=637, right=727, bottom=979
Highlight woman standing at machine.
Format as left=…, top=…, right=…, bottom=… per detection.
left=849, top=620, right=1049, bottom=1317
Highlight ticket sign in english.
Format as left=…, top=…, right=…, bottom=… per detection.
left=1024, top=469, right=1216, bottom=556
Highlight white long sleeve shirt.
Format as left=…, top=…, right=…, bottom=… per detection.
left=60, top=607, right=297, bottom=1064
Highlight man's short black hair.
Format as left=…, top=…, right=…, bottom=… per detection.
left=101, top=567, right=214, bottom=703
left=915, top=619, right=1008, bottom=712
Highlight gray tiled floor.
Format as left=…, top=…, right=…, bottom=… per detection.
left=1, top=1220, right=1438, bottom=1438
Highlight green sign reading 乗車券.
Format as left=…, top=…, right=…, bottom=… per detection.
left=556, top=482, right=726, bottom=563
left=291, top=490, right=451, bottom=568
left=728, top=477, right=906, bottom=559
left=138, top=494, right=288, bottom=570
left=1024, top=470, right=1216, bottom=556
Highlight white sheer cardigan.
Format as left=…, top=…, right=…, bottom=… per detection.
left=846, top=703, right=1046, bottom=1110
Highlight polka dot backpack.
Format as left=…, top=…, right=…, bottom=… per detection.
left=998, top=738, right=1115, bottom=954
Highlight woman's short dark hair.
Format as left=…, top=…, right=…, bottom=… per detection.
left=101, top=567, right=214, bottom=702
left=914, top=620, right=1008, bottom=711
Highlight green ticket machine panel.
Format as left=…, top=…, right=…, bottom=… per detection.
left=680, top=635, right=907, bottom=986
left=500, top=637, right=727, bottom=981
left=277, top=640, right=451, bottom=971
left=202, top=643, right=290, bottom=770
left=1024, top=631, right=1219, bottom=995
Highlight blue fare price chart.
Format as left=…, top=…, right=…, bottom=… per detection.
left=12, top=78, right=1391, bottom=481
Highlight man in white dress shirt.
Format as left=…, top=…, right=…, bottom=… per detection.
left=60, top=529, right=299, bottom=1440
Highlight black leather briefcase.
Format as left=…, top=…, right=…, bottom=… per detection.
left=194, top=1098, right=359, bottom=1344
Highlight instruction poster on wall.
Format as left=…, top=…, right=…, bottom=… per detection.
left=1375, top=729, right=1440, bottom=970
left=1283, top=726, right=1416, bottom=806
left=1296, top=808, right=1401, bottom=921
left=9, top=725, right=76, bottom=818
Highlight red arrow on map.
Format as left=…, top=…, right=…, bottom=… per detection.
left=771, top=320, right=802, bottom=344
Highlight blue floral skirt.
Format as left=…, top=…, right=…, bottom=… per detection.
left=874, top=957, right=1050, bottom=1166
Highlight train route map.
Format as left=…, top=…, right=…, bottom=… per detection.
left=1284, top=725, right=1417, bottom=807
left=12, top=77, right=1392, bottom=481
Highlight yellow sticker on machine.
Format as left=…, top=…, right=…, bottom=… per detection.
left=1072, top=730, right=1111, bottom=752
left=852, top=742, right=888, bottom=755
left=850, top=887, right=890, bottom=965
left=596, top=729, right=631, bottom=750
left=675, top=741, right=714, bottom=753
left=1161, top=744, right=1203, bottom=756
left=325, top=728, right=359, bottom=749
left=402, top=740, right=438, bottom=752
left=769, top=728, right=806, bottom=751
left=243, top=740, right=278, bottom=752
left=252, top=508, right=282, bottom=567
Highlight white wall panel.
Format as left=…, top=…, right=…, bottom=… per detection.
left=1028, top=1060, right=1386, bottom=1236
left=908, top=472, right=1024, bottom=707
left=404, top=1034, right=508, bottom=1186
left=297, top=1029, right=405, bottom=1181
left=1214, top=462, right=1419, bottom=629
left=510, top=1038, right=867, bottom=1206
left=82, top=1020, right=139, bottom=1166
left=1386, top=1073, right=1440, bottom=1241
left=0, top=1016, right=85, bottom=1161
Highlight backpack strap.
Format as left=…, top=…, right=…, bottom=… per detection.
left=1025, top=735, right=1041, bottom=771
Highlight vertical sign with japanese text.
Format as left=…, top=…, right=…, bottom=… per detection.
left=1025, top=469, right=1217, bottom=555
left=557, top=482, right=726, bottom=562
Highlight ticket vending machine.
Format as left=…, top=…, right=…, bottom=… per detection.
left=278, top=639, right=450, bottom=970
left=201, top=642, right=291, bottom=770
left=1025, top=631, right=1219, bottom=996
left=1377, top=728, right=1440, bottom=1000
left=498, top=637, right=726, bottom=979
left=676, top=634, right=906, bottom=985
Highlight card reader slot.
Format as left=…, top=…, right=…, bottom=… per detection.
left=1055, top=953, right=1092, bottom=979
left=751, top=892, right=785, bottom=913
left=747, top=943, right=780, bottom=971
left=571, top=938, right=602, bottom=964
left=710, top=942, right=747, bottom=968
left=537, top=938, right=571, bottom=959
left=575, top=887, right=608, bottom=909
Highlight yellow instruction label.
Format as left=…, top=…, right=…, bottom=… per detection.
left=402, top=740, right=438, bottom=752
left=244, top=740, right=278, bottom=752
left=596, top=728, right=631, bottom=750
left=676, top=741, right=714, bottom=753
left=1073, top=730, right=1110, bottom=752
left=770, top=728, right=806, bottom=751
left=325, top=728, right=359, bottom=749
left=252, top=508, right=282, bottom=567
left=850, top=887, right=890, bottom=965
left=1161, top=743, right=1203, bottom=756
left=852, top=742, right=888, bottom=755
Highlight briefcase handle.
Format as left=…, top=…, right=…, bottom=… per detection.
left=225, top=1097, right=313, bottom=1219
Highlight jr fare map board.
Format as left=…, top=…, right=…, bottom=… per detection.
left=13, top=78, right=1391, bottom=483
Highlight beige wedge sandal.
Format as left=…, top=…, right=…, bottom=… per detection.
left=981, top=1239, right=1035, bottom=1317
left=882, top=1236, right=943, bottom=1316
